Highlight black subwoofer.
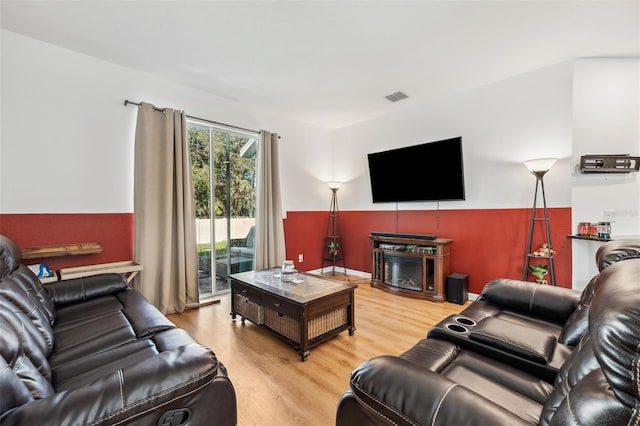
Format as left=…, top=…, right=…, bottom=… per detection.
left=447, top=273, right=468, bottom=305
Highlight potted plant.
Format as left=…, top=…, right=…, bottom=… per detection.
left=528, top=263, right=549, bottom=285
left=328, top=241, right=339, bottom=258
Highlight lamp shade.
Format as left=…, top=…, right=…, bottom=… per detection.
left=327, top=181, right=342, bottom=190
left=523, top=158, right=557, bottom=174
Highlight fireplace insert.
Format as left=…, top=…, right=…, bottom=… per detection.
left=383, top=254, right=428, bottom=292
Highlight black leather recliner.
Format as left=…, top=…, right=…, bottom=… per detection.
left=427, top=240, right=640, bottom=381
left=459, top=239, right=640, bottom=345
left=337, top=241, right=640, bottom=425
left=0, top=235, right=237, bottom=425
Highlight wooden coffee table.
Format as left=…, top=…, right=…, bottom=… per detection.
left=230, top=269, right=356, bottom=361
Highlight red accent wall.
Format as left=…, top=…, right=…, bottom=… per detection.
left=284, top=208, right=572, bottom=294
left=2, top=208, right=572, bottom=295
left=0, top=214, right=134, bottom=270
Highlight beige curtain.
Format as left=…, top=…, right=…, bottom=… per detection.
left=133, top=102, right=198, bottom=314
left=254, top=130, right=286, bottom=269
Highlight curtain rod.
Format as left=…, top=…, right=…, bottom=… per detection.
left=124, top=99, right=261, bottom=136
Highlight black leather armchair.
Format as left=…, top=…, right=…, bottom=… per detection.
left=0, top=235, right=237, bottom=425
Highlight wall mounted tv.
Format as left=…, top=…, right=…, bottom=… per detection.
left=367, top=137, right=465, bottom=203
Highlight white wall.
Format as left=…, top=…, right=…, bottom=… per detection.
left=331, top=62, right=574, bottom=211
left=3, top=30, right=638, bottom=290
left=571, top=59, right=640, bottom=291
left=0, top=30, right=331, bottom=214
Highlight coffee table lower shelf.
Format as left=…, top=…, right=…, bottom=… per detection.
left=230, top=270, right=356, bottom=361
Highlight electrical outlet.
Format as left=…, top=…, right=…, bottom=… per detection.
left=298, top=254, right=304, bottom=263
left=604, top=209, right=616, bottom=222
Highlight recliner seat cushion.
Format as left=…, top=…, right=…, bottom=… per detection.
left=468, top=317, right=557, bottom=364
left=399, top=339, right=553, bottom=422
left=50, top=309, right=138, bottom=367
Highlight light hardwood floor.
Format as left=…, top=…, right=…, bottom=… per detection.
left=168, top=275, right=469, bottom=426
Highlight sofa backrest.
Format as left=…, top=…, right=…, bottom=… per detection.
left=0, top=235, right=59, bottom=408
left=558, top=239, right=640, bottom=346
left=0, top=236, right=56, bottom=351
left=0, top=235, right=56, bottom=322
left=540, top=258, right=640, bottom=425
left=596, top=238, right=640, bottom=272
left=0, top=309, right=55, bottom=401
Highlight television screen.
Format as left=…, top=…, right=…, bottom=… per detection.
left=367, top=137, right=465, bottom=203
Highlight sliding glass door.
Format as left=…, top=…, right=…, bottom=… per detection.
left=188, top=121, right=257, bottom=300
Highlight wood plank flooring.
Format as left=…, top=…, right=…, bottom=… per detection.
left=167, top=275, right=469, bottom=426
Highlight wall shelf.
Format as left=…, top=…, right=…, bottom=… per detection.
left=22, top=242, right=103, bottom=260
left=567, top=235, right=612, bottom=242
left=59, top=261, right=142, bottom=283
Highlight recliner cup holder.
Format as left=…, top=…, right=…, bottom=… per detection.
left=455, top=317, right=476, bottom=327
left=446, top=323, right=468, bottom=333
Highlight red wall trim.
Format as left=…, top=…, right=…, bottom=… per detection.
left=0, top=213, right=133, bottom=270
left=284, top=208, right=572, bottom=294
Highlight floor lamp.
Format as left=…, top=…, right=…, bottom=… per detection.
left=322, top=181, right=347, bottom=275
left=523, top=158, right=557, bottom=286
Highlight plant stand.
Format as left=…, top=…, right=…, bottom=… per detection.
left=523, top=170, right=556, bottom=286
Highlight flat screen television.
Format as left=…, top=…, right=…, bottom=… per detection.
left=367, top=137, right=465, bottom=203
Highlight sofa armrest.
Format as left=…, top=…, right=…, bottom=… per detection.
left=0, top=343, right=236, bottom=426
left=45, top=273, right=129, bottom=306
left=344, top=355, right=531, bottom=426
left=478, top=278, right=580, bottom=324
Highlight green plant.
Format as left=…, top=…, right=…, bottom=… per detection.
left=328, top=241, right=339, bottom=257
left=528, top=263, right=549, bottom=280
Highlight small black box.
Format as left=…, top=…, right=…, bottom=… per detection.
left=447, top=273, right=468, bottom=305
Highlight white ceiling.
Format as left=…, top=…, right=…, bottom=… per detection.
left=2, top=1, right=639, bottom=129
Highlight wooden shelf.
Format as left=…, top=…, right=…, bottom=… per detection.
left=22, top=242, right=103, bottom=260
left=567, top=234, right=612, bottom=242
left=59, top=261, right=142, bottom=283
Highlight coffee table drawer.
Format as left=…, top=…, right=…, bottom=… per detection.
left=233, top=280, right=261, bottom=301
left=261, top=293, right=300, bottom=318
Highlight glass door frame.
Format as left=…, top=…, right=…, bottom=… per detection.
left=188, top=118, right=258, bottom=299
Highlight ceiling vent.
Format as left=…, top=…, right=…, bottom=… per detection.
left=385, top=91, right=409, bottom=103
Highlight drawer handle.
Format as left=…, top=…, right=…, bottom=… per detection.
left=274, top=303, right=281, bottom=308
left=241, top=289, right=248, bottom=294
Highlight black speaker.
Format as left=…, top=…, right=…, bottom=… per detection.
left=447, top=273, right=468, bottom=305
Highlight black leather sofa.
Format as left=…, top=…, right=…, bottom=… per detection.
left=0, top=235, right=237, bottom=425
left=337, top=240, right=640, bottom=425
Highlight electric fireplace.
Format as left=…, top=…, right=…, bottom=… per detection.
left=370, top=233, right=452, bottom=302
left=383, top=254, right=424, bottom=292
